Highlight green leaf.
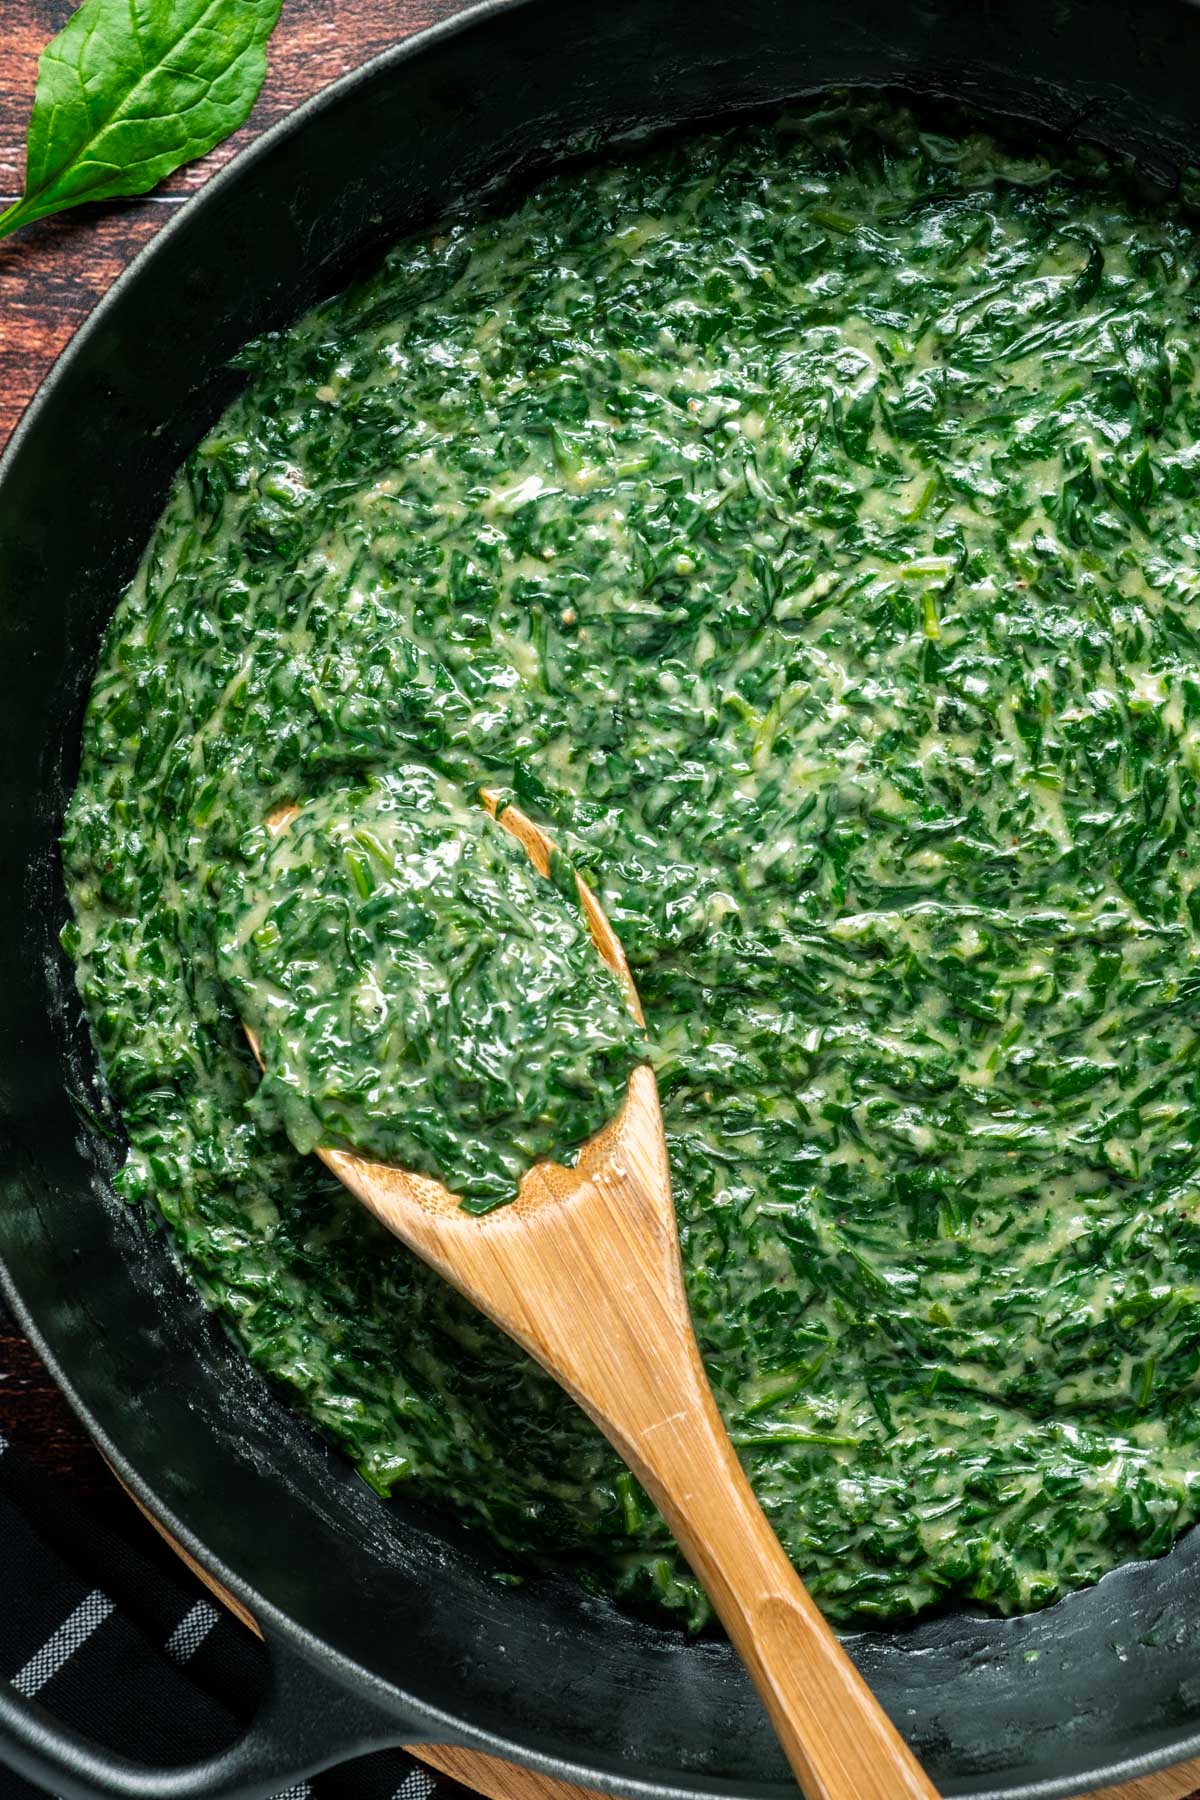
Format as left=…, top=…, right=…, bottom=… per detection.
left=0, top=0, right=283, bottom=241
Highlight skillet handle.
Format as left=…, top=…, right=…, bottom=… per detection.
left=0, top=1624, right=421, bottom=1800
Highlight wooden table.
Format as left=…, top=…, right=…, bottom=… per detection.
left=2, top=5, right=1200, bottom=1796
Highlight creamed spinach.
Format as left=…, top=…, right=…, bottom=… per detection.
left=64, top=99, right=1200, bottom=1628
left=215, top=777, right=645, bottom=1209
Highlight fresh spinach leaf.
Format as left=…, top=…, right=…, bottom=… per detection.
left=0, top=0, right=283, bottom=242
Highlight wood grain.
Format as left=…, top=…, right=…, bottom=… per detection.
left=2, top=5, right=1200, bottom=1797
left=1093, top=1770, right=1200, bottom=1800
left=0, top=1302, right=109, bottom=1494
left=435, top=1752, right=1200, bottom=1800
left=0, top=0, right=464, bottom=448
left=428, top=1749, right=1200, bottom=1800
left=422, top=1751, right=1200, bottom=1800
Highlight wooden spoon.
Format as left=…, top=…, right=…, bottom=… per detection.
left=247, top=796, right=940, bottom=1800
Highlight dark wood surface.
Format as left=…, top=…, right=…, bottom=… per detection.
left=0, top=0, right=465, bottom=445
left=0, top=0, right=464, bottom=1474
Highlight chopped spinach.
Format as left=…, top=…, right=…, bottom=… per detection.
left=63, top=97, right=1200, bottom=1629
left=215, top=772, right=645, bottom=1208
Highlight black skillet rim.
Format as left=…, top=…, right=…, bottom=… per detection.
left=4, top=2, right=1200, bottom=1795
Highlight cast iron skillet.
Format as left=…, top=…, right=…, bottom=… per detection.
left=5, top=0, right=1200, bottom=1794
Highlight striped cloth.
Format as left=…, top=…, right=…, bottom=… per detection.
left=0, top=1429, right=461, bottom=1800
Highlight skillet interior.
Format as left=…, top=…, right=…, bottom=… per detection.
left=6, top=0, right=1200, bottom=1794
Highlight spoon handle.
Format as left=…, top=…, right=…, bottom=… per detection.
left=610, top=1346, right=941, bottom=1800
left=359, top=1068, right=939, bottom=1800
left=540, top=1119, right=936, bottom=1798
